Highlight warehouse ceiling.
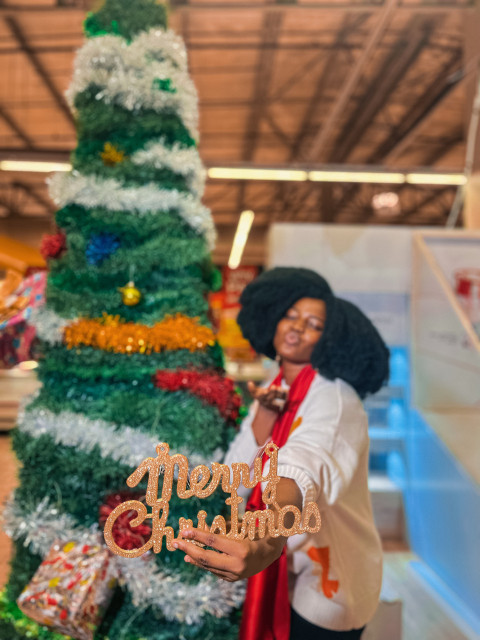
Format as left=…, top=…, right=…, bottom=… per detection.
left=0, top=0, right=472, bottom=264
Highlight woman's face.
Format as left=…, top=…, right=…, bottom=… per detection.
left=273, top=297, right=326, bottom=364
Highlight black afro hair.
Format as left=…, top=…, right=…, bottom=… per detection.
left=237, top=267, right=390, bottom=398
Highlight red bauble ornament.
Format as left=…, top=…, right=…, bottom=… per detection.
left=40, top=231, right=66, bottom=260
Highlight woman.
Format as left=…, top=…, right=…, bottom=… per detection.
left=173, top=267, right=390, bottom=640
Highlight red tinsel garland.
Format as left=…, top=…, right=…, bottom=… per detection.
left=40, top=231, right=66, bottom=260
left=153, top=369, right=242, bottom=422
left=99, top=492, right=151, bottom=551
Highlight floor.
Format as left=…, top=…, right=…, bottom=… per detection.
left=0, top=432, right=473, bottom=640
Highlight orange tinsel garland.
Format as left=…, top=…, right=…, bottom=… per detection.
left=63, top=313, right=215, bottom=354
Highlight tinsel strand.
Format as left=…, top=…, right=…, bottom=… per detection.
left=130, top=139, right=205, bottom=195
left=154, top=370, right=243, bottom=422
left=63, top=313, right=215, bottom=354
left=48, top=172, right=215, bottom=250
left=17, top=404, right=224, bottom=471
left=66, top=29, right=199, bottom=138
left=2, top=498, right=246, bottom=624
left=29, top=306, right=73, bottom=344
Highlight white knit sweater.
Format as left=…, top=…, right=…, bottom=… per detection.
left=224, top=372, right=383, bottom=632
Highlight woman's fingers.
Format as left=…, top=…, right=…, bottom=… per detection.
left=173, top=529, right=249, bottom=578
left=184, top=555, right=237, bottom=582
left=175, top=539, right=232, bottom=574
left=178, top=528, right=243, bottom=556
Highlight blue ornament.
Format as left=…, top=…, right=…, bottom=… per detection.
left=86, top=233, right=121, bottom=265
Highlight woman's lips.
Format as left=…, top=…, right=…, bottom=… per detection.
left=284, top=332, right=300, bottom=346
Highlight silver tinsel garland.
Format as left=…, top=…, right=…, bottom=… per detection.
left=2, top=498, right=246, bottom=624
left=66, top=29, right=198, bottom=138
left=29, top=305, right=73, bottom=343
left=49, top=172, right=216, bottom=250
left=18, top=404, right=224, bottom=472
left=131, top=139, right=205, bottom=196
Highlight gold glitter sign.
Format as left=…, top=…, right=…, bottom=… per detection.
left=104, top=442, right=321, bottom=558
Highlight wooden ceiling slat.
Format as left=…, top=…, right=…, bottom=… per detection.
left=4, top=15, right=75, bottom=128
left=329, top=16, right=435, bottom=164
left=0, top=103, right=34, bottom=147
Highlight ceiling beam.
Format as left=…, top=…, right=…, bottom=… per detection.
left=238, top=10, right=283, bottom=213
left=273, top=14, right=369, bottom=221
left=328, top=56, right=464, bottom=218
left=301, top=0, right=400, bottom=163
left=343, top=134, right=463, bottom=223
left=400, top=186, right=453, bottom=224
left=367, top=55, right=463, bottom=165
left=242, top=11, right=283, bottom=162
left=12, top=181, right=55, bottom=216
left=0, top=2, right=473, bottom=14
left=291, top=14, right=369, bottom=162
left=0, top=104, right=35, bottom=148
left=4, top=16, right=75, bottom=128
left=330, top=16, right=434, bottom=163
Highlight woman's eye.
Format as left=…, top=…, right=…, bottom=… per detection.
left=308, top=322, right=323, bottom=331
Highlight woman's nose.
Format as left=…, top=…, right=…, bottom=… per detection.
left=290, top=318, right=305, bottom=332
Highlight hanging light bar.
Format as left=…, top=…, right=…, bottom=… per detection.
left=309, top=170, right=406, bottom=184
left=405, top=173, right=467, bottom=186
left=208, top=167, right=308, bottom=181
left=0, top=160, right=71, bottom=172
left=228, top=210, right=255, bottom=270
left=0, top=160, right=467, bottom=186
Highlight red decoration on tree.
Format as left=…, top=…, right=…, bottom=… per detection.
left=153, top=369, right=243, bottom=423
left=40, top=231, right=66, bottom=260
left=99, top=492, right=151, bottom=551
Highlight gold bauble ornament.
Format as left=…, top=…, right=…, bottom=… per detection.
left=119, top=281, right=141, bottom=306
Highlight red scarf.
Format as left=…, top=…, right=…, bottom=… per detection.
left=239, top=364, right=316, bottom=640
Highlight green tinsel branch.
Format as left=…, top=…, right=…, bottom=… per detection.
left=70, top=159, right=190, bottom=193
left=35, top=343, right=222, bottom=381
left=45, top=280, right=209, bottom=324
left=29, top=387, right=231, bottom=456
left=74, top=90, right=195, bottom=148
left=50, top=233, right=208, bottom=282
left=84, top=0, right=168, bottom=41
left=56, top=206, right=199, bottom=247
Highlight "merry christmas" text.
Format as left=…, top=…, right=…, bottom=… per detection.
left=104, top=442, right=321, bottom=557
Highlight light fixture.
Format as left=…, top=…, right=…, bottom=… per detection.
left=208, top=167, right=308, bottom=181
left=0, top=160, right=71, bottom=173
left=405, top=173, right=467, bottom=186
left=0, top=159, right=467, bottom=187
left=372, top=192, right=401, bottom=217
left=16, top=360, right=39, bottom=371
left=228, top=210, right=255, bottom=270
left=309, top=171, right=406, bottom=184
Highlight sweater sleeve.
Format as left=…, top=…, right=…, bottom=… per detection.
left=275, top=378, right=368, bottom=509
left=222, top=400, right=265, bottom=501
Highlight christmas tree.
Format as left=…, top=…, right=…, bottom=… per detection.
left=0, top=1, right=244, bottom=638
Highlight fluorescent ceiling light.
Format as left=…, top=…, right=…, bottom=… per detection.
left=309, top=171, right=406, bottom=184
left=228, top=210, right=255, bottom=270
left=0, top=160, right=71, bottom=173
left=0, top=160, right=466, bottom=187
left=406, top=173, right=467, bottom=186
left=208, top=167, right=308, bottom=181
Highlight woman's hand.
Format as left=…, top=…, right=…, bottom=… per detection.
left=248, top=381, right=288, bottom=413
left=249, top=381, right=288, bottom=445
left=172, top=479, right=303, bottom=582
left=172, top=528, right=285, bottom=582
